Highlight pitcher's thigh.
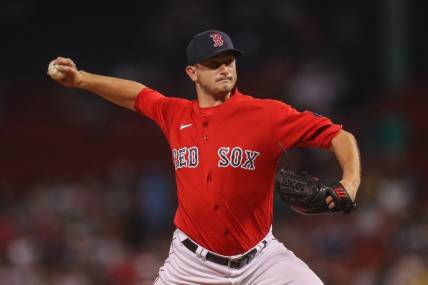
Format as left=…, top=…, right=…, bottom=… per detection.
left=245, top=240, right=323, bottom=285
left=154, top=240, right=231, bottom=285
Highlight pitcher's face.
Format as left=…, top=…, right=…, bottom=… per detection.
left=187, top=53, right=237, bottom=98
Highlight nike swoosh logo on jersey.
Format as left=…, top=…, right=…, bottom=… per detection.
left=180, top=123, right=192, bottom=130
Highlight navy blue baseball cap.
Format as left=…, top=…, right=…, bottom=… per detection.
left=186, top=30, right=244, bottom=65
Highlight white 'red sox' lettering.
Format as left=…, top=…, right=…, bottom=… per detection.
left=172, top=146, right=260, bottom=170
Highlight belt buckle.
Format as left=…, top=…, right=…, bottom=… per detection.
left=227, top=253, right=250, bottom=269
left=227, top=246, right=260, bottom=268
left=227, top=256, right=241, bottom=268
left=227, top=257, right=235, bottom=268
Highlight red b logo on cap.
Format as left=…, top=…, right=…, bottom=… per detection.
left=210, top=33, right=224, bottom=47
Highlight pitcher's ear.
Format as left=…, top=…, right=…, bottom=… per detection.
left=185, top=65, right=197, bottom=82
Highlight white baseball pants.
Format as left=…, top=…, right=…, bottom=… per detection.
left=154, top=228, right=323, bottom=285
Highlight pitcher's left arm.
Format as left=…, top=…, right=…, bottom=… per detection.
left=328, top=130, right=361, bottom=206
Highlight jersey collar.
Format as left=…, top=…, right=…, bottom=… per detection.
left=192, top=87, right=243, bottom=118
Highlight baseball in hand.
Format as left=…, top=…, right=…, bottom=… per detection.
left=48, top=61, right=65, bottom=80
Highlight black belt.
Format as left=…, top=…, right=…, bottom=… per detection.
left=182, top=238, right=267, bottom=269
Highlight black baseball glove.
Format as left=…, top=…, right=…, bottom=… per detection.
left=275, top=169, right=357, bottom=215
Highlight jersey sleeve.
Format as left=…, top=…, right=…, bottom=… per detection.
left=134, top=87, right=187, bottom=136
left=269, top=100, right=342, bottom=149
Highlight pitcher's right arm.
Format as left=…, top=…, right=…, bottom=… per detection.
left=48, top=57, right=144, bottom=111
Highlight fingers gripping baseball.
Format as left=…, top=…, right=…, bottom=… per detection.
left=47, top=57, right=82, bottom=87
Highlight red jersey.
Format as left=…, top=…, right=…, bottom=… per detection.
left=135, top=87, right=341, bottom=255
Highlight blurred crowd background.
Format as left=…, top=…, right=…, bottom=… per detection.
left=1, top=0, right=427, bottom=284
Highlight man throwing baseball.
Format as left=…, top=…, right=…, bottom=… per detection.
left=48, top=30, right=360, bottom=284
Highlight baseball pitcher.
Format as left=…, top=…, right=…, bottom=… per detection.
left=47, top=30, right=361, bottom=285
